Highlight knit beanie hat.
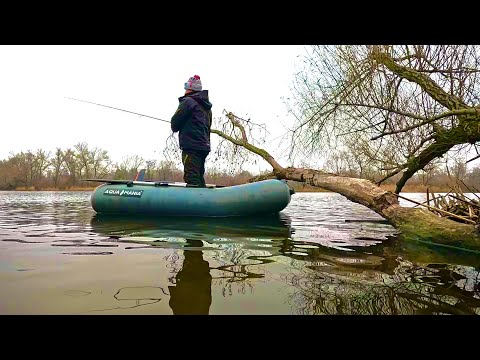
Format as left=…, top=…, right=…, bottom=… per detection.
left=184, top=75, right=202, bottom=92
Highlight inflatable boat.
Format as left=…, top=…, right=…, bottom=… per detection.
left=88, top=179, right=294, bottom=217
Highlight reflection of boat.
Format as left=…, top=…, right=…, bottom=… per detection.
left=90, top=179, right=293, bottom=217
left=89, top=213, right=293, bottom=241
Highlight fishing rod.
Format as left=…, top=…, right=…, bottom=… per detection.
left=65, top=97, right=170, bottom=123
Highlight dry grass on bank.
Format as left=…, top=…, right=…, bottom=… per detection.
left=12, top=182, right=464, bottom=193
left=14, top=186, right=96, bottom=191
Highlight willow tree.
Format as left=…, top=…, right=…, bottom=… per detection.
left=287, top=45, right=480, bottom=194
left=203, top=109, right=479, bottom=251
left=163, top=46, right=480, bottom=251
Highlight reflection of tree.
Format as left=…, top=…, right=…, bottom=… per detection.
left=90, top=213, right=480, bottom=314
left=91, top=214, right=293, bottom=311
left=281, top=258, right=480, bottom=315
left=165, top=240, right=279, bottom=305
left=210, top=246, right=271, bottom=297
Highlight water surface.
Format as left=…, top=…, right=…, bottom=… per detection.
left=0, top=191, right=479, bottom=315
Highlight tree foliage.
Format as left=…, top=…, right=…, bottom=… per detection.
left=287, top=45, right=480, bottom=193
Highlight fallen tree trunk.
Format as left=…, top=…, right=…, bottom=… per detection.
left=254, top=167, right=480, bottom=251
left=212, top=113, right=480, bottom=252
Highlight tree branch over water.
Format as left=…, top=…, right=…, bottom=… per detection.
left=210, top=110, right=480, bottom=252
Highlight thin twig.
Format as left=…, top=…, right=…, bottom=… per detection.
left=459, top=179, right=478, bottom=197
left=466, top=154, right=480, bottom=163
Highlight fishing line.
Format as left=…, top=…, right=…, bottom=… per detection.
left=65, top=97, right=170, bottom=123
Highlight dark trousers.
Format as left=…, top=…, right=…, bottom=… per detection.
left=182, top=150, right=209, bottom=187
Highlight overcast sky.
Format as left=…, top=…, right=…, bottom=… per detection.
left=0, top=45, right=307, bottom=173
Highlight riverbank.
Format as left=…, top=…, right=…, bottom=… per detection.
left=9, top=184, right=457, bottom=193
left=12, top=186, right=97, bottom=191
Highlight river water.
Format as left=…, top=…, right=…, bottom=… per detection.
left=0, top=191, right=479, bottom=315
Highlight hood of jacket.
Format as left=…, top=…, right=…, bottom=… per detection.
left=179, top=90, right=212, bottom=111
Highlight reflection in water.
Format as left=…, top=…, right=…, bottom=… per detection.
left=90, top=214, right=293, bottom=314
left=89, top=213, right=293, bottom=243
left=168, top=240, right=212, bottom=315
left=280, top=240, right=480, bottom=315
left=90, top=213, right=480, bottom=315
left=1, top=191, right=479, bottom=315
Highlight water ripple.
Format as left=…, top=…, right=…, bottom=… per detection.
left=0, top=190, right=478, bottom=315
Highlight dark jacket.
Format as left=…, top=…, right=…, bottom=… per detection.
left=171, top=90, right=212, bottom=153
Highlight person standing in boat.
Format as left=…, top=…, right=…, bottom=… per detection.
left=171, top=75, right=213, bottom=188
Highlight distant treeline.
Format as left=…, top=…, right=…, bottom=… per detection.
left=0, top=142, right=254, bottom=190
left=1, top=142, right=479, bottom=192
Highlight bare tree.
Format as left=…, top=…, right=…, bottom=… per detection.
left=75, top=142, right=91, bottom=179
left=115, top=155, right=144, bottom=179
left=50, top=148, right=64, bottom=188
left=446, top=156, right=468, bottom=183
left=466, top=165, right=480, bottom=189
left=90, top=147, right=111, bottom=178
left=1, top=152, right=28, bottom=188
left=26, top=151, right=35, bottom=187
left=156, top=160, right=179, bottom=181
left=287, top=45, right=480, bottom=194
left=419, top=161, right=440, bottom=187
left=145, top=159, right=157, bottom=180
left=32, top=149, right=50, bottom=186
left=62, top=148, right=77, bottom=186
